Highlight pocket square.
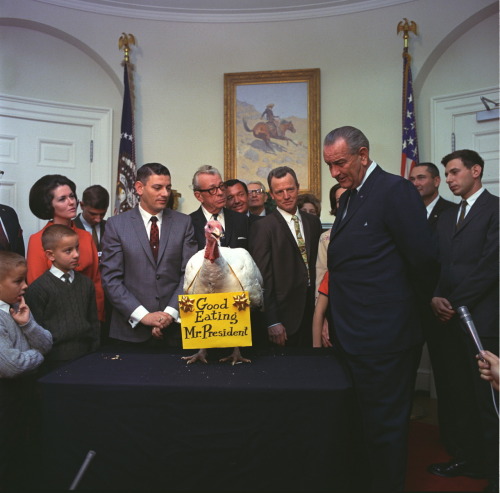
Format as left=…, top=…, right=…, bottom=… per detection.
left=238, top=237, right=247, bottom=240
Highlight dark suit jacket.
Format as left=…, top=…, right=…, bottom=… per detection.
left=249, top=209, right=322, bottom=335
left=434, top=189, right=499, bottom=338
left=100, top=206, right=198, bottom=342
left=0, top=204, right=24, bottom=256
left=248, top=212, right=263, bottom=227
left=190, top=207, right=249, bottom=251
left=328, top=165, right=439, bottom=355
left=74, top=214, right=106, bottom=253
left=428, top=196, right=455, bottom=230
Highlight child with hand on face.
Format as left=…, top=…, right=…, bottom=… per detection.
left=0, top=251, right=52, bottom=489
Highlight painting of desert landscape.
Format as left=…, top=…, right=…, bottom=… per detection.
left=235, top=82, right=310, bottom=188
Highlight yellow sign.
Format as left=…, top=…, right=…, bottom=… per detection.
left=178, top=292, right=252, bottom=349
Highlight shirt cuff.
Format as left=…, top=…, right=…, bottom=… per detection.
left=164, top=306, right=180, bottom=323
left=129, top=306, right=149, bottom=328
left=268, top=323, right=281, bottom=329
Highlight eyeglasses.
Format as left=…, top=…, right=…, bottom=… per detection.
left=249, top=188, right=264, bottom=195
left=196, top=183, right=226, bottom=195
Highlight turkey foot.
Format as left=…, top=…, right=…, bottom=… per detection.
left=182, top=349, right=208, bottom=364
left=219, top=347, right=251, bottom=365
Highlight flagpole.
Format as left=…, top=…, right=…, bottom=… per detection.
left=397, top=19, right=419, bottom=179
left=114, top=33, right=138, bottom=214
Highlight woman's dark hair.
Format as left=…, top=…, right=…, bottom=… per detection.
left=297, top=193, right=321, bottom=216
left=29, top=174, right=78, bottom=220
left=329, top=183, right=344, bottom=216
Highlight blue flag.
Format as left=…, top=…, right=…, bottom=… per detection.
left=114, top=63, right=137, bottom=214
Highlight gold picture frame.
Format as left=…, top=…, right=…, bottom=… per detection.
left=224, top=68, right=321, bottom=198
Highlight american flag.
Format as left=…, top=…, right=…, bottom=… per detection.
left=400, top=51, right=419, bottom=179
left=114, top=62, right=138, bottom=215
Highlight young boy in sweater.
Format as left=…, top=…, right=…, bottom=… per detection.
left=0, top=251, right=53, bottom=489
left=25, top=224, right=99, bottom=372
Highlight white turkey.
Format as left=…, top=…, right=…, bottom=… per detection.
left=181, top=220, right=263, bottom=365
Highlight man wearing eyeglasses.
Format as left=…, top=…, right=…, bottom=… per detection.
left=247, top=181, right=269, bottom=217
left=190, top=165, right=249, bottom=251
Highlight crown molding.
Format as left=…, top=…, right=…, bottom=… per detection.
left=33, top=0, right=415, bottom=23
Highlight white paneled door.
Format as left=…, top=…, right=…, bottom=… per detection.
left=432, top=87, right=499, bottom=202
left=0, top=95, right=112, bottom=243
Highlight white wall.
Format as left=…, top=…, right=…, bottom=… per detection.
left=418, top=13, right=499, bottom=162
left=0, top=0, right=497, bottom=221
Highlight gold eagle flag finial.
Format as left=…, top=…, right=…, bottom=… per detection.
left=118, top=33, right=136, bottom=63
left=397, top=18, right=417, bottom=50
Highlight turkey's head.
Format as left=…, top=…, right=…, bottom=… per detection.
left=204, top=220, right=223, bottom=263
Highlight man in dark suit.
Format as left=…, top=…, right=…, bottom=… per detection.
left=409, top=161, right=456, bottom=458
left=190, top=165, right=249, bottom=250
left=428, top=150, right=499, bottom=491
left=249, top=166, right=322, bottom=347
left=409, top=161, right=455, bottom=229
left=324, top=126, right=438, bottom=491
left=73, top=185, right=109, bottom=259
left=101, top=163, right=197, bottom=345
left=0, top=205, right=24, bottom=256
left=224, top=179, right=263, bottom=227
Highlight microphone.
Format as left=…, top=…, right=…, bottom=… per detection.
left=457, top=306, right=485, bottom=356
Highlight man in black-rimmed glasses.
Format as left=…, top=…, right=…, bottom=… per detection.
left=189, top=165, right=249, bottom=251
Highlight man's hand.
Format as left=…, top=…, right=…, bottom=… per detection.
left=141, top=312, right=174, bottom=339
left=321, top=319, right=333, bottom=348
left=431, top=297, right=455, bottom=322
left=477, top=350, right=499, bottom=391
left=10, top=296, right=30, bottom=326
left=268, top=323, right=287, bottom=346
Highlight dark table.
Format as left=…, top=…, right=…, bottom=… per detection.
left=39, top=346, right=358, bottom=491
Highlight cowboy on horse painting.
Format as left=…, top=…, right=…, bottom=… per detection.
left=243, top=103, right=297, bottom=150
left=261, top=103, right=283, bottom=137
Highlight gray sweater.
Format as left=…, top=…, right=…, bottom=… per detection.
left=0, top=311, right=53, bottom=378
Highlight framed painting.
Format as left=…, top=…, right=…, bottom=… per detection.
left=224, top=68, right=321, bottom=198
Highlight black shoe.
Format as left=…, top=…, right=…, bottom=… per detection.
left=427, top=460, right=485, bottom=479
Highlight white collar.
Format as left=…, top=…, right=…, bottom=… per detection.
left=50, top=265, right=75, bottom=283
left=138, top=204, right=163, bottom=224
left=202, top=206, right=224, bottom=222
left=0, top=300, right=10, bottom=313
left=357, top=161, right=378, bottom=191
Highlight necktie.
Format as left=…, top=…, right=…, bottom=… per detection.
left=0, top=224, right=10, bottom=251
left=456, top=200, right=468, bottom=229
left=62, top=273, right=71, bottom=283
left=342, top=189, right=357, bottom=221
left=91, top=224, right=100, bottom=250
left=212, top=214, right=225, bottom=245
left=291, top=215, right=309, bottom=283
left=150, top=216, right=159, bottom=261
